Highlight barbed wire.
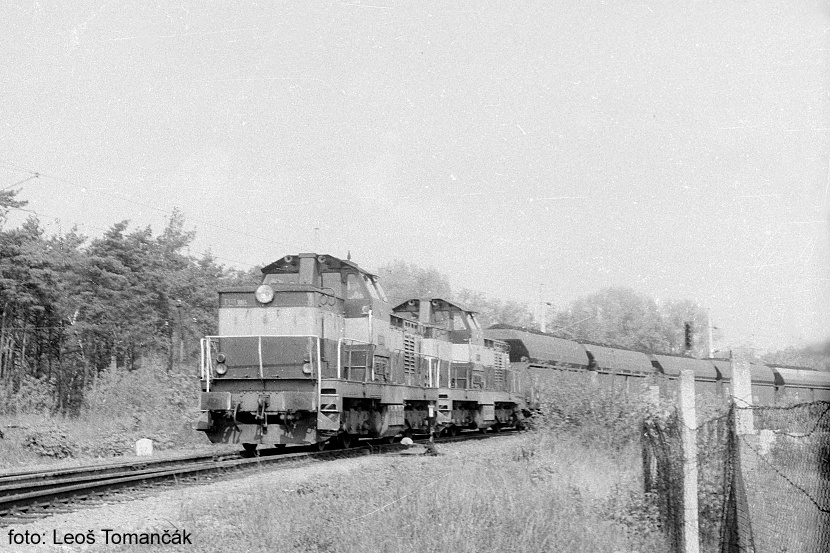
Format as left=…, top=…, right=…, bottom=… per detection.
left=738, top=433, right=830, bottom=514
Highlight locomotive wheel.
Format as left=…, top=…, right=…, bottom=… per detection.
left=447, top=425, right=459, bottom=437
left=338, top=433, right=354, bottom=449
left=315, top=440, right=328, bottom=452
left=492, top=423, right=502, bottom=433
left=242, top=443, right=258, bottom=457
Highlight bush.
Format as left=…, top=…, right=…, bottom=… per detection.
left=23, top=424, right=74, bottom=459
left=530, top=370, right=647, bottom=450
left=0, top=375, right=56, bottom=415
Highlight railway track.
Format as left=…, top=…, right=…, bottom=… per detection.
left=0, top=432, right=506, bottom=527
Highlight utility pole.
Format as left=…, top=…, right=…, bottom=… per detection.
left=177, top=300, right=184, bottom=363
left=707, top=308, right=714, bottom=358
left=537, top=284, right=552, bottom=333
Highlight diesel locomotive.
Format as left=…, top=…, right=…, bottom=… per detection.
left=194, top=253, right=830, bottom=452
left=194, top=253, right=526, bottom=452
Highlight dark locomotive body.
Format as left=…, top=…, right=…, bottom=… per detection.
left=195, top=253, right=526, bottom=450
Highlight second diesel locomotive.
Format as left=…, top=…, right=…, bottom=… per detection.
left=194, top=253, right=526, bottom=451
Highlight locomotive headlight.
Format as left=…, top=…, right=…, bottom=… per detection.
left=302, top=362, right=313, bottom=375
left=255, top=284, right=275, bottom=304
left=215, top=363, right=227, bottom=376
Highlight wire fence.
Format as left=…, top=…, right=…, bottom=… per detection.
left=643, top=400, right=830, bottom=553
left=737, top=402, right=830, bottom=553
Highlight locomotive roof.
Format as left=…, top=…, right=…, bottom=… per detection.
left=260, top=253, right=377, bottom=277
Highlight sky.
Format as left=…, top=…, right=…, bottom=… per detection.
left=1, top=1, right=828, bottom=352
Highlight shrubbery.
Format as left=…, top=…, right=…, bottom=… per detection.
left=0, top=375, right=56, bottom=415
left=23, top=424, right=74, bottom=459
left=530, top=370, right=650, bottom=451
left=8, top=361, right=203, bottom=461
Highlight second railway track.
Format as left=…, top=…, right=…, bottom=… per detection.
left=0, top=432, right=507, bottom=527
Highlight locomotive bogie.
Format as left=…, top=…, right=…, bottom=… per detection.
left=203, top=412, right=319, bottom=446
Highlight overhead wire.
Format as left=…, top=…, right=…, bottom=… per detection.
left=0, top=173, right=39, bottom=191
left=0, top=159, right=292, bottom=267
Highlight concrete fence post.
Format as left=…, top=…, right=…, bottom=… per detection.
left=724, top=348, right=756, bottom=552
left=730, top=349, right=754, bottom=435
left=679, top=369, right=700, bottom=553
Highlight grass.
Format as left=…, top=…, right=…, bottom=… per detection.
left=65, top=368, right=668, bottom=553
left=82, top=433, right=665, bottom=553
left=5, top=365, right=673, bottom=552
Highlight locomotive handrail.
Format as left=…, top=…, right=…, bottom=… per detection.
left=337, top=337, right=372, bottom=380
left=337, top=338, right=442, bottom=387
left=199, top=334, right=323, bottom=409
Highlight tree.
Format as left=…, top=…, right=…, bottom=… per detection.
left=763, top=344, right=830, bottom=371
left=0, top=189, right=27, bottom=229
left=453, top=289, right=534, bottom=329
left=548, top=288, right=667, bottom=352
left=376, top=260, right=452, bottom=305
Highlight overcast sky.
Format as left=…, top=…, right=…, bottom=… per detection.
left=1, top=1, right=828, bottom=351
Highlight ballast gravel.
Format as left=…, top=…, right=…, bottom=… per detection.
left=5, top=435, right=521, bottom=552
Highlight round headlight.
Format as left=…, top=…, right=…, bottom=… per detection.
left=215, top=363, right=227, bottom=376
left=255, top=284, right=274, bottom=304
left=216, top=353, right=226, bottom=363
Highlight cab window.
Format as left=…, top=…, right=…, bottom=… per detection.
left=373, top=279, right=388, bottom=302
left=450, top=313, right=467, bottom=331
left=346, top=273, right=366, bottom=299
left=363, top=275, right=379, bottom=299
left=263, top=272, right=299, bottom=285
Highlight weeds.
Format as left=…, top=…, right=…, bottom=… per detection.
left=163, top=436, right=666, bottom=553
left=0, top=361, right=204, bottom=467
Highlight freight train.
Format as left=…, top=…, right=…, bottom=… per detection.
left=194, top=253, right=830, bottom=452
left=194, top=253, right=526, bottom=452
left=483, top=325, right=830, bottom=405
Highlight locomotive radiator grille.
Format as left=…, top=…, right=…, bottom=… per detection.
left=403, top=334, right=416, bottom=375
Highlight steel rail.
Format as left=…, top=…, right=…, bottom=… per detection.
left=0, top=450, right=241, bottom=487
left=0, top=431, right=510, bottom=526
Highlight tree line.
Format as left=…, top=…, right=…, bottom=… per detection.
left=377, top=260, right=712, bottom=354
left=0, top=190, right=252, bottom=413
left=1, top=189, right=826, bottom=415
